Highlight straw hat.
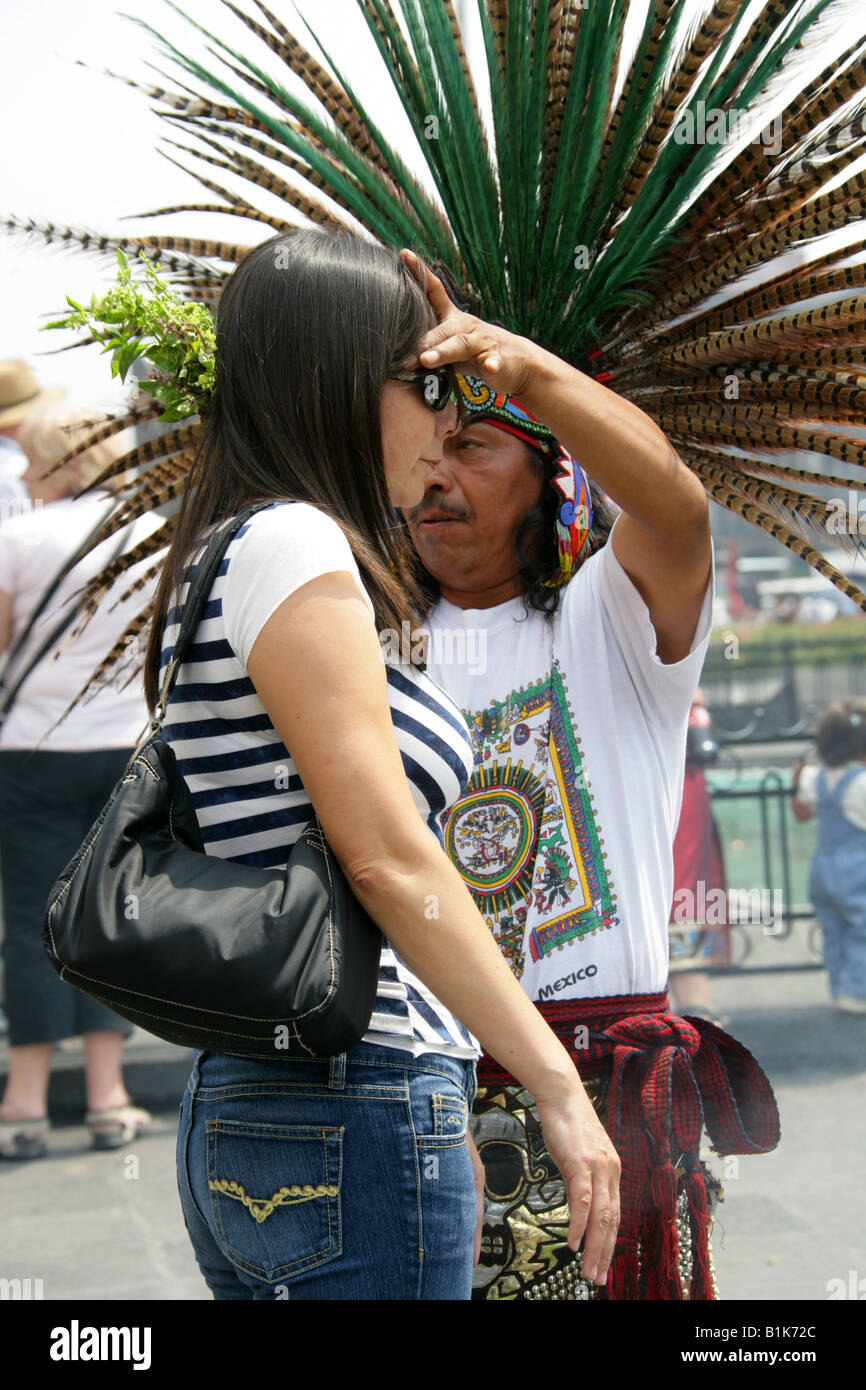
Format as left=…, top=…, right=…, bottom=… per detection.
left=0, top=361, right=65, bottom=429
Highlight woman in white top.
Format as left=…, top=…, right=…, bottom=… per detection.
left=148, top=229, right=619, bottom=1299
left=0, top=403, right=161, bottom=1157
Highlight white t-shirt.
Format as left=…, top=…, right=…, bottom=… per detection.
left=421, top=519, right=714, bottom=1002
left=0, top=493, right=161, bottom=750
left=0, top=437, right=27, bottom=506
left=797, top=762, right=866, bottom=832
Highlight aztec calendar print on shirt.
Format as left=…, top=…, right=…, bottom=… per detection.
left=439, top=660, right=619, bottom=980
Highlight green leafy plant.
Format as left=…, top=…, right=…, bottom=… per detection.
left=43, top=249, right=215, bottom=422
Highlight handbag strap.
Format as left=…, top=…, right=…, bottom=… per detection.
left=152, top=500, right=276, bottom=726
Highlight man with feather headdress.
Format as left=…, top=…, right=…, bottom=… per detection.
left=400, top=253, right=778, bottom=1300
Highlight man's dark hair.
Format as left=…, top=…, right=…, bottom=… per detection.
left=412, top=441, right=615, bottom=619
left=511, top=445, right=615, bottom=617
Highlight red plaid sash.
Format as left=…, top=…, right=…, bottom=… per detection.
left=476, top=991, right=780, bottom=1300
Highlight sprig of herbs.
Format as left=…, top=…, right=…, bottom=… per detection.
left=43, top=249, right=216, bottom=422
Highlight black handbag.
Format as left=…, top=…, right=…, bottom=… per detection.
left=42, top=504, right=383, bottom=1058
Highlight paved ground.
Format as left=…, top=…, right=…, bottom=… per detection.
left=1, top=920, right=864, bottom=1303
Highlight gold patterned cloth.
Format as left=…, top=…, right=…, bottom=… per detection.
left=470, top=1074, right=722, bottom=1301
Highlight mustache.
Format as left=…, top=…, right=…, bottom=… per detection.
left=408, top=499, right=472, bottom=524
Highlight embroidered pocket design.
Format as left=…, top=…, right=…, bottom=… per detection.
left=206, top=1120, right=343, bottom=1281
left=208, top=1177, right=340, bottom=1224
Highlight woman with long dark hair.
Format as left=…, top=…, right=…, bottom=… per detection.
left=155, top=230, right=619, bottom=1300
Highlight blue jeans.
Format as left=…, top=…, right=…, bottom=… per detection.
left=177, top=1042, right=477, bottom=1299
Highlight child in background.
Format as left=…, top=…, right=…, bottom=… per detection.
left=792, top=697, right=866, bottom=1014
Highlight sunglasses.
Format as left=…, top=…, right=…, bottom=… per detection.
left=388, top=365, right=462, bottom=414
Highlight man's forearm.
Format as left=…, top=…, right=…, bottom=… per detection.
left=517, top=343, right=708, bottom=538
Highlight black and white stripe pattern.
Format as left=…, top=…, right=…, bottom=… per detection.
left=161, top=505, right=478, bottom=1057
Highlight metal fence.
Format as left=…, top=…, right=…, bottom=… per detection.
left=701, top=633, right=866, bottom=744
left=685, top=767, right=824, bottom=977
left=669, top=631, right=860, bottom=975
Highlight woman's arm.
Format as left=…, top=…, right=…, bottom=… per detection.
left=0, top=591, right=12, bottom=656
left=246, top=569, right=620, bottom=1284
left=791, top=758, right=815, bottom=822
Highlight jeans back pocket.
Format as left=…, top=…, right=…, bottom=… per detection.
left=206, top=1119, right=343, bottom=1283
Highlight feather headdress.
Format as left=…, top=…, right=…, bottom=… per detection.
left=6, top=0, right=866, bottom=701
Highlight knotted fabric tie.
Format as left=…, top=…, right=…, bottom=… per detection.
left=476, top=990, right=780, bottom=1300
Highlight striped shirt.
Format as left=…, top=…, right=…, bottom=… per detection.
left=160, top=501, right=479, bottom=1058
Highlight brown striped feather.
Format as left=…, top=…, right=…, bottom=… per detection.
left=443, top=0, right=488, bottom=156
left=542, top=0, right=581, bottom=219
left=607, top=35, right=866, bottom=339
left=204, top=48, right=286, bottom=109
left=648, top=299, right=866, bottom=371
left=220, top=0, right=394, bottom=178
left=673, top=445, right=866, bottom=494
left=658, top=177, right=866, bottom=322
left=153, top=148, right=254, bottom=213
left=670, top=163, right=866, bottom=313
left=64, top=429, right=201, bottom=496
left=56, top=607, right=156, bottom=724
left=44, top=422, right=200, bottom=494
left=77, top=58, right=274, bottom=136
left=684, top=456, right=864, bottom=553
left=69, top=524, right=174, bottom=604
left=652, top=410, right=866, bottom=470
left=157, top=123, right=355, bottom=226
left=106, top=478, right=188, bottom=535
left=3, top=215, right=224, bottom=284
left=360, top=0, right=424, bottom=103
left=681, top=470, right=866, bottom=614
left=164, top=114, right=329, bottom=186
left=629, top=376, right=866, bottom=417
left=38, top=405, right=164, bottom=478
left=603, top=0, right=740, bottom=234
left=158, top=118, right=395, bottom=234
left=487, top=0, right=508, bottom=91
left=618, top=251, right=866, bottom=359
left=670, top=26, right=866, bottom=252
left=163, top=68, right=443, bottom=244
left=750, top=109, right=866, bottom=209
left=598, top=0, right=677, bottom=168
left=107, top=560, right=166, bottom=612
